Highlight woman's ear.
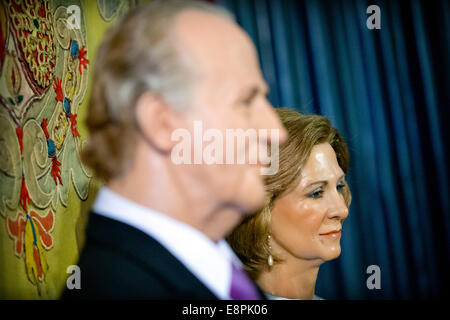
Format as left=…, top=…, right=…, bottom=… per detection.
left=135, top=92, right=182, bottom=154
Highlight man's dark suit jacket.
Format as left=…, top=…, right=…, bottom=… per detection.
left=62, top=212, right=218, bottom=299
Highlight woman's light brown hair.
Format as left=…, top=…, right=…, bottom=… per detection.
left=227, top=108, right=351, bottom=280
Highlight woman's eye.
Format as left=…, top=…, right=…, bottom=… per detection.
left=308, top=189, right=324, bottom=199
left=337, top=183, right=345, bottom=193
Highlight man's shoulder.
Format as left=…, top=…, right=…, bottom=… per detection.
left=62, top=241, right=172, bottom=299
left=62, top=212, right=217, bottom=299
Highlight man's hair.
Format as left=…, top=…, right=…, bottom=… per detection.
left=227, top=108, right=352, bottom=280
left=81, top=0, right=233, bottom=182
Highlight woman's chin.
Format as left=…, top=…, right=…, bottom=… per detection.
left=321, top=245, right=342, bottom=261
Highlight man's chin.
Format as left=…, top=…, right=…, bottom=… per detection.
left=219, top=167, right=266, bottom=216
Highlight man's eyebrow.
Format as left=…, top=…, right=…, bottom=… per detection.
left=237, top=86, right=258, bottom=104
left=246, top=87, right=259, bottom=100
left=245, top=83, right=269, bottom=98
left=235, top=83, right=269, bottom=105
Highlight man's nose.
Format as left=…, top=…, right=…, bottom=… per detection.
left=259, top=103, right=288, bottom=145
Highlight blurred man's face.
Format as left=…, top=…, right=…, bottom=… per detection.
left=172, top=10, right=287, bottom=230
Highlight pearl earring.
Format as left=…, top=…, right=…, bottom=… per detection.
left=267, top=234, right=273, bottom=267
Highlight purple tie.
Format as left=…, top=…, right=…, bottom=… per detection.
left=230, top=263, right=261, bottom=300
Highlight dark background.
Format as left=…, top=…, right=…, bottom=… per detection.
left=214, top=0, right=450, bottom=299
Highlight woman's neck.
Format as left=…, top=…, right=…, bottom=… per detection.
left=256, top=256, right=321, bottom=300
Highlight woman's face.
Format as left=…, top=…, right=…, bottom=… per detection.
left=270, top=143, right=349, bottom=263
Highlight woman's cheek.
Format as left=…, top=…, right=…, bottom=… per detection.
left=299, top=200, right=328, bottom=237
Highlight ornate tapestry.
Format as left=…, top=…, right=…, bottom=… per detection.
left=0, top=0, right=139, bottom=299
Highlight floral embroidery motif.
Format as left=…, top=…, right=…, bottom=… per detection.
left=0, top=0, right=91, bottom=296
left=7, top=210, right=54, bottom=293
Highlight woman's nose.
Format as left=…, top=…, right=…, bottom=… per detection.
left=327, top=191, right=349, bottom=220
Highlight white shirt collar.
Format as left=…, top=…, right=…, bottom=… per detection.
left=92, top=187, right=240, bottom=299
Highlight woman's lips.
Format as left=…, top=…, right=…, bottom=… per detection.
left=319, top=230, right=342, bottom=237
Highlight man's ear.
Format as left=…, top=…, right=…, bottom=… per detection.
left=135, top=92, right=180, bottom=154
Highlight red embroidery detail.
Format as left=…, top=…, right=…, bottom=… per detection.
left=70, top=113, right=80, bottom=137
left=53, top=77, right=63, bottom=102
left=37, top=1, right=46, bottom=18
left=7, top=212, right=27, bottom=255
left=9, top=0, right=56, bottom=95
left=16, top=127, right=23, bottom=154
left=41, top=118, right=49, bottom=140
left=30, top=211, right=54, bottom=249
left=51, top=156, right=62, bottom=185
left=6, top=211, right=55, bottom=258
left=20, top=176, right=31, bottom=211
left=33, top=246, right=43, bottom=279
left=78, top=45, right=89, bottom=75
